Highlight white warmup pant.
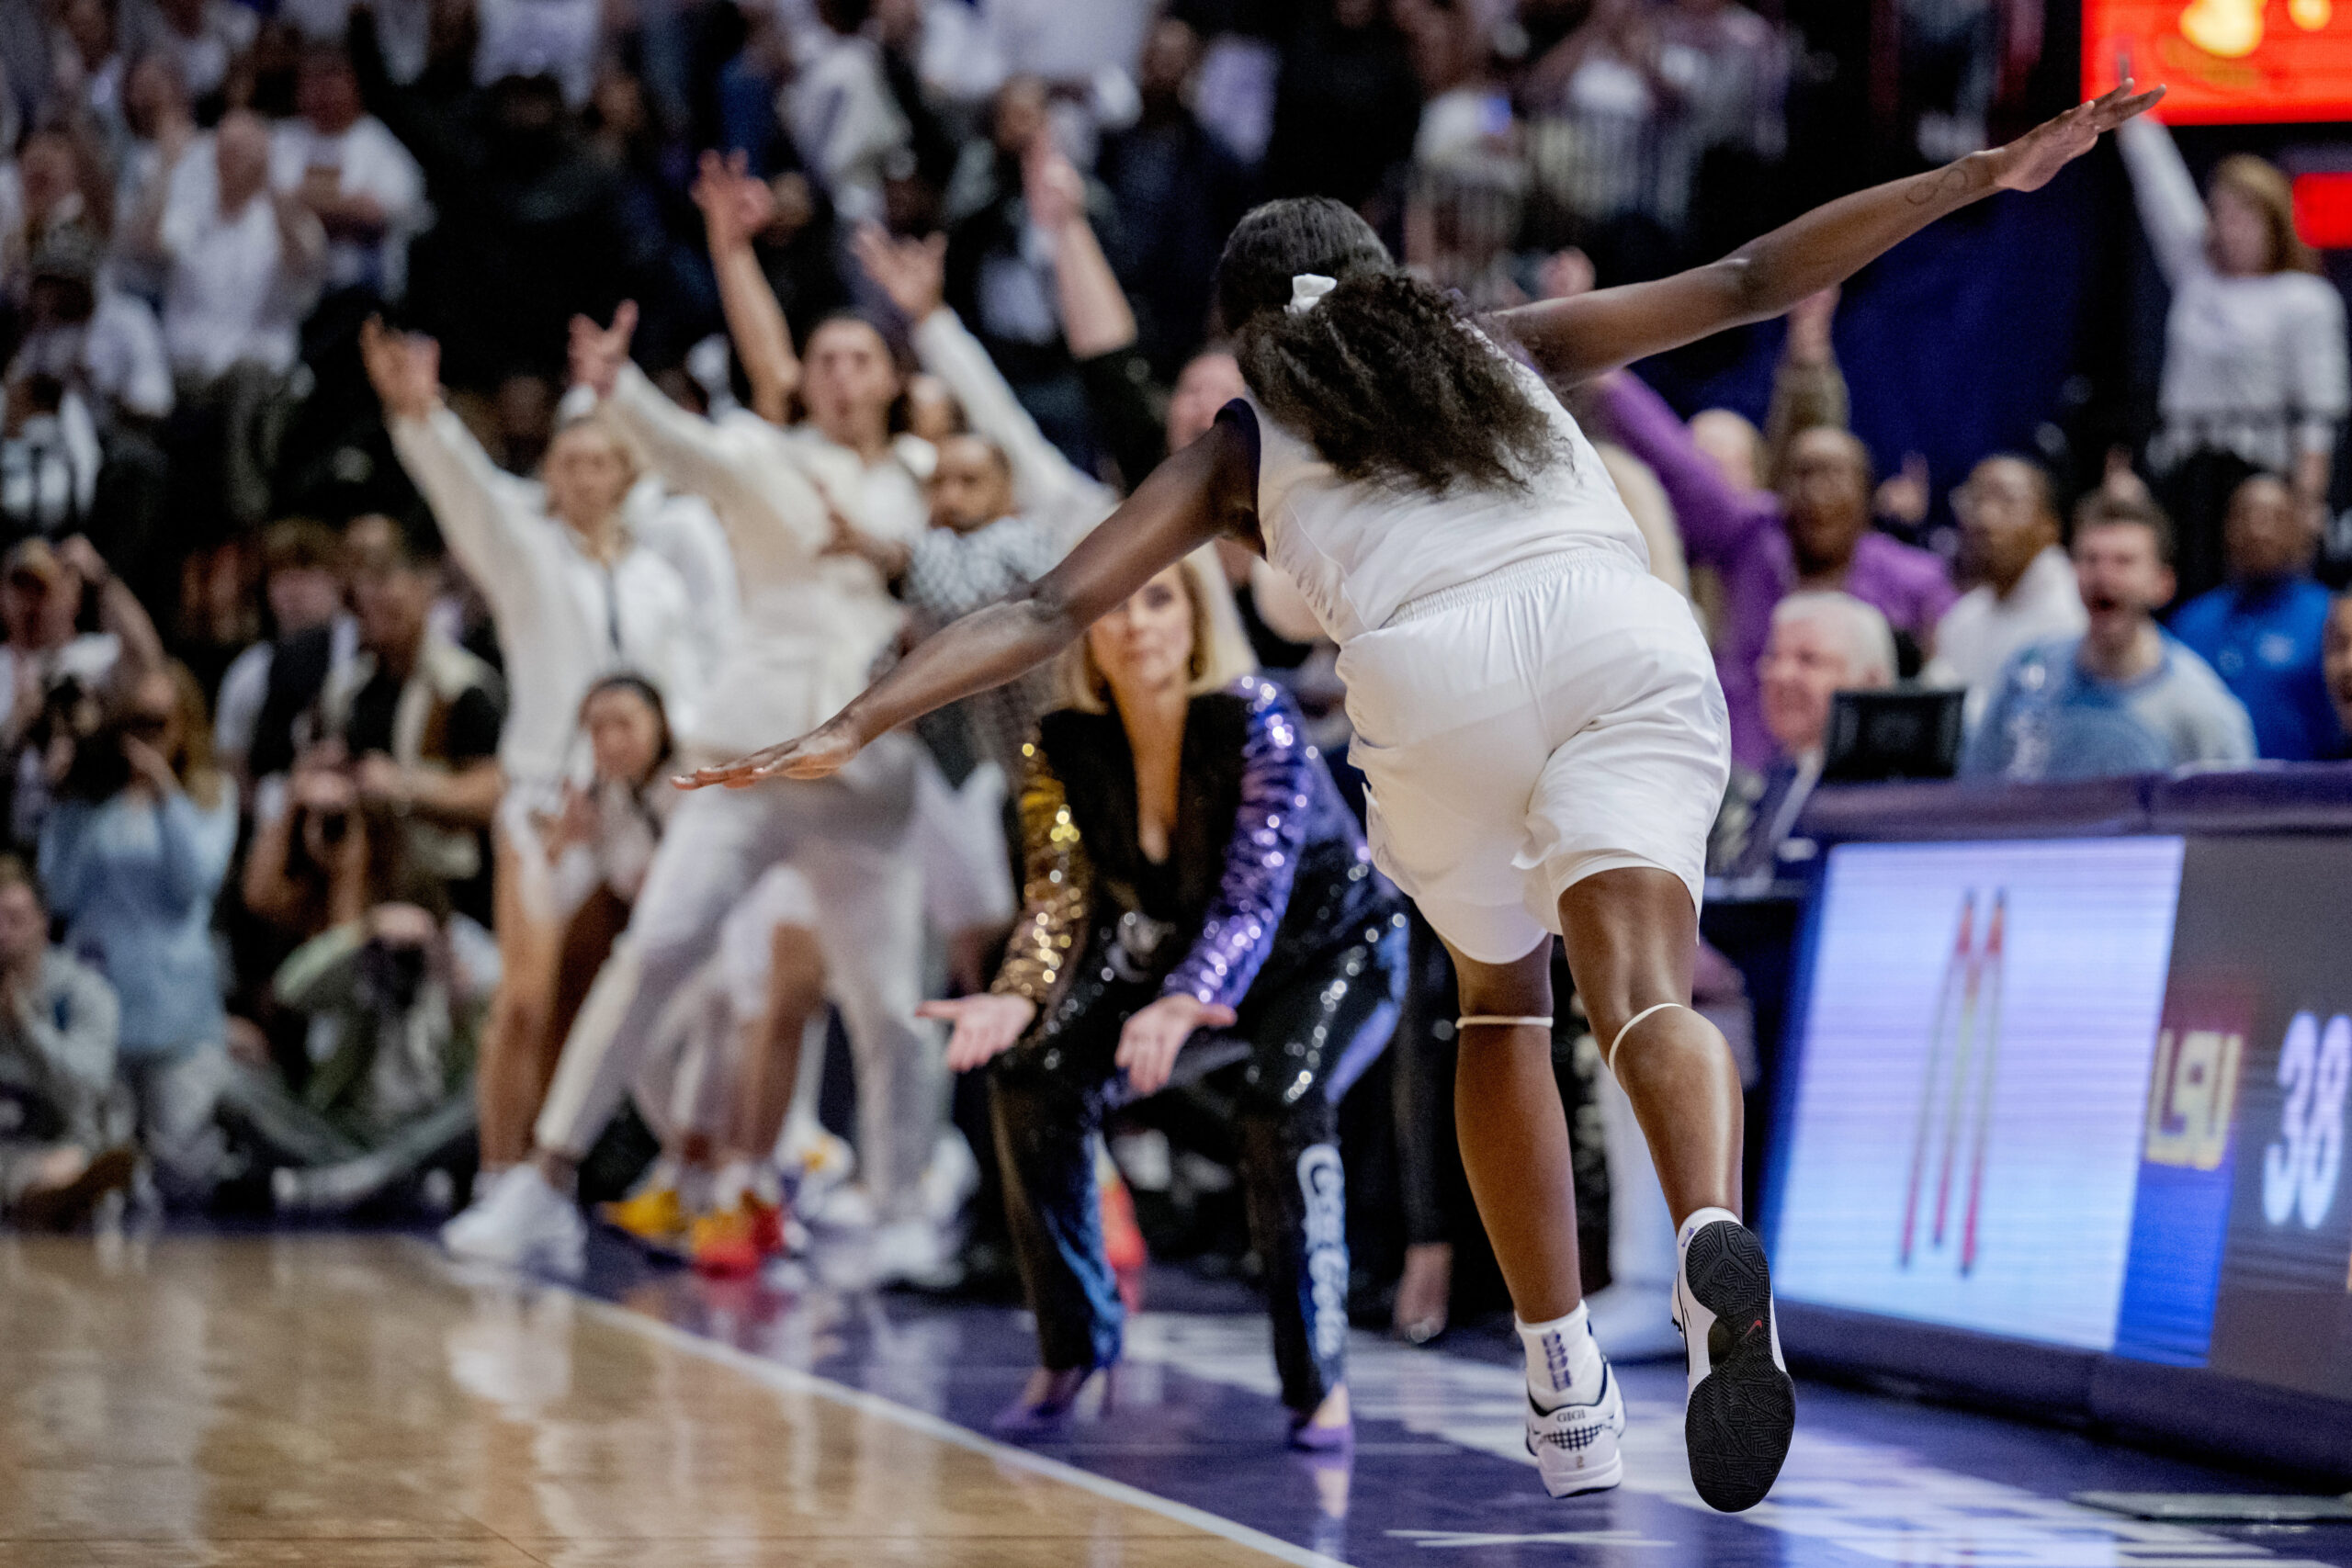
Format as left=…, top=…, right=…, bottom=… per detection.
left=533, top=740, right=941, bottom=1220
left=628, top=960, right=736, bottom=1149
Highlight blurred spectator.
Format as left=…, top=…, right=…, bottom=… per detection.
left=2119, top=116, right=2347, bottom=600
left=121, top=0, right=258, bottom=110
left=2324, top=589, right=2352, bottom=758
left=242, top=738, right=371, bottom=940
left=852, top=211, right=1107, bottom=779
left=212, top=517, right=350, bottom=786
left=277, top=0, right=433, bottom=85
left=0, top=369, right=101, bottom=540
left=1398, top=0, right=1507, bottom=170
left=220, top=895, right=489, bottom=1214
left=53, top=0, right=132, bottom=154
left=536, top=673, right=673, bottom=919
left=1657, top=0, right=1785, bottom=169
left=1895, top=0, right=1997, bottom=165
left=1925, top=455, right=2085, bottom=725
left=473, top=0, right=601, bottom=107
left=1096, top=17, right=1251, bottom=378
left=1964, top=497, right=2254, bottom=781
left=2170, top=472, right=2347, bottom=761
left=40, top=659, right=237, bottom=1201
left=1690, top=406, right=1762, bottom=491
left=1, top=536, right=165, bottom=853
left=944, top=85, right=1118, bottom=466
left=1600, top=370, right=1955, bottom=767
left=111, top=51, right=198, bottom=264
left=319, top=517, right=503, bottom=919
left=9, top=231, right=175, bottom=432
left=783, top=0, right=911, bottom=226
left=135, top=110, right=328, bottom=534
left=0, top=127, right=112, bottom=306
left=1712, top=592, right=1895, bottom=884
left=271, top=41, right=426, bottom=300
left=0, top=853, right=131, bottom=1229
left=1263, top=0, right=1419, bottom=209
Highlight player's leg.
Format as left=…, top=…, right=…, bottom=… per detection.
left=1556, top=866, right=1791, bottom=1514
left=1445, top=934, right=1624, bottom=1499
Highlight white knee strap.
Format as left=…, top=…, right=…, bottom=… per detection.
left=1456, top=1015, right=1553, bottom=1032
left=1607, top=1002, right=1687, bottom=1077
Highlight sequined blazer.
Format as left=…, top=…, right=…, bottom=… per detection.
left=993, top=677, right=1392, bottom=1014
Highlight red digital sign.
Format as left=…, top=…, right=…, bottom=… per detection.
left=2086, top=0, right=2352, bottom=123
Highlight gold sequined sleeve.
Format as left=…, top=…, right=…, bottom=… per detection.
left=991, top=739, right=1092, bottom=1008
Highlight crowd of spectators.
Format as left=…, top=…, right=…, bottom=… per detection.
left=0, top=0, right=2340, bottom=1350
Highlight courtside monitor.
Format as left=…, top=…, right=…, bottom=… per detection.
left=1820, top=688, right=1965, bottom=784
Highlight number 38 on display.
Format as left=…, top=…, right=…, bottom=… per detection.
left=2262, top=1012, right=2351, bottom=1233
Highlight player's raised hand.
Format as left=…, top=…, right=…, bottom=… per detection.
left=1990, top=78, right=2165, bottom=195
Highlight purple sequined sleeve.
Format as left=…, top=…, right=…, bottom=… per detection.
left=1161, top=678, right=1313, bottom=1010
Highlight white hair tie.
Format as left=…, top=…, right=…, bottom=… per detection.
left=1287, top=273, right=1338, bottom=316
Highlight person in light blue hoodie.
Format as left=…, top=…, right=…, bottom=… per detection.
left=40, top=660, right=239, bottom=1201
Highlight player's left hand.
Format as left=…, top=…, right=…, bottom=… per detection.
left=676, top=719, right=865, bottom=789
left=1989, top=78, right=2165, bottom=194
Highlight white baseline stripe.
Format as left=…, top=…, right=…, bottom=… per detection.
left=571, top=1293, right=1356, bottom=1568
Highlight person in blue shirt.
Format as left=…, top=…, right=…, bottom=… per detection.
left=40, top=661, right=239, bottom=1202
left=1965, top=495, right=2255, bottom=781
left=2169, top=473, right=2348, bottom=760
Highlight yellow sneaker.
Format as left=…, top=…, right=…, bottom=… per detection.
left=601, top=1184, right=689, bottom=1257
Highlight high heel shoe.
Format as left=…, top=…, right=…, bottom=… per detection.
left=1287, top=1384, right=1353, bottom=1452
left=989, top=1365, right=1112, bottom=1440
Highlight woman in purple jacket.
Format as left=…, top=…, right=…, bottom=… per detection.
left=922, top=553, right=1405, bottom=1450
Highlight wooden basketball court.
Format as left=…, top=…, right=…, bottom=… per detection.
left=0, top=1234, right=1314, bottom=1568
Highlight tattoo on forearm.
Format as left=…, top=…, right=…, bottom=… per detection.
left=1905, top=162, right=1980, bottom=207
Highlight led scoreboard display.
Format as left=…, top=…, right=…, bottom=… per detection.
left=1772, top=835, right=2352, bottom=1404
left=2086, top=0, right=2352, bottom=123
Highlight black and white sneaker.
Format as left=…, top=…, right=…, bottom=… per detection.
left=1525, top=1361, right=1625, bottom=1498
left=1672, top=1212, right=1794, bottom=1512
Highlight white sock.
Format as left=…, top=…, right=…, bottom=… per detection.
left=712, top=1159, right=755, bottom=1210
left=1677, top=1206, right=1743, bottom=1261
left=1518, top=1304, right=1605, bottom=1411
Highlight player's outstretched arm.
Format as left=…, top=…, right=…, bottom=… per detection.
left=678, top=415, right=1257, bottom=789
left=1502, top=80, right=2165, bottom=385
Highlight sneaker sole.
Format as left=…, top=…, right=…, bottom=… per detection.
left=1681, top=1222, right=1795, bottom=1513
left=1536, top=1452, right=1624, bottom=1499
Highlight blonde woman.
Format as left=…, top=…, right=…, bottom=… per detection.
left=922, top=551, right=1406, bottom=1450
left=360, top=320, right=702, bottom=1205
left=2119, top=111, right=2348, bottom=591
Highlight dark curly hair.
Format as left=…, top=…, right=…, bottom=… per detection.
left=1215, top=197, right=1560, bottom=497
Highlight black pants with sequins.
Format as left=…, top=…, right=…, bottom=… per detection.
left=989, top=908, right=1408, bottom=1411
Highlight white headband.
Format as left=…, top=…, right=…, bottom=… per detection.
left=1287, top=273, right=1337, bottom=316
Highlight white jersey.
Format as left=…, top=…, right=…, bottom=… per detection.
left=389, top=409, right=702, bottom=784
left=1243, top=354, right=1649, bottom=644
left=604, top=366, right=928, bottom=758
